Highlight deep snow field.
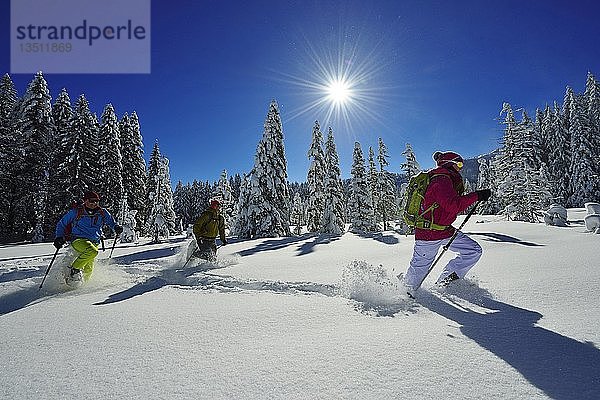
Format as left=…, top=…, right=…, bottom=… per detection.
left=1, top=209, right=599, bottom=399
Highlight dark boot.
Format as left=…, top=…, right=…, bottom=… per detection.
left=438, top=272, right=459, bottom=287
left=66, top=267, right=83, bottom=287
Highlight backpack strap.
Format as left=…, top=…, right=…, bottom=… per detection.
left=98, top=207, right=107, bottom=223
left=75, top=206, right=107, bottom=226
left=74, top=205, right=85, bottom=220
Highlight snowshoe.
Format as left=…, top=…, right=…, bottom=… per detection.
left=396, top=273, right=416, bottom=299
left=194, top=249, right=217, bottom=263
left=437, top=272, right=459, bottom=287
left=65, top=267, right=84, bottom=288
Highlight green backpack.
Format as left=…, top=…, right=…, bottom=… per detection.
left=403, top=172, right=448, bottom=230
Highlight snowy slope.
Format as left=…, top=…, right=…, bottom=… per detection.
left=1, top=210, right=599, bottom=400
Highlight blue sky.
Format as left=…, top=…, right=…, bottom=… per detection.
left=2, top=0, right=600, bottom=184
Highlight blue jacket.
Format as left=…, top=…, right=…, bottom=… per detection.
left=55, top=207, right=117, bottom=243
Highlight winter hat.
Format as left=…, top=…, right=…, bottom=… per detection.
left=210, top=199, right=220, bottom=208
left=83, top=191, right=100, bottom=201
left=433, top=151, right=463, bottom=167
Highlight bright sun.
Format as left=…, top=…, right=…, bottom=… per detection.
left=273, top=28, right=392, bottom=135
left=326, top=79, right=352, bottom=105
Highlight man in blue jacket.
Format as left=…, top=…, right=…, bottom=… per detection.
left=54, top=191, right=123, bottom=285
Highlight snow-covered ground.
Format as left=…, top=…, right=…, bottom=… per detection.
left=1, top=209, right=599, bottom=399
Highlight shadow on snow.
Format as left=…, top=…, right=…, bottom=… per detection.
left=468, top=232, right=544, bottom=247
left=419, top=285, right=600, bottom=400
left=236, top=231, right=397, bottom=258
left=237, top=235, right=314, bottom=257
left=94, top=262, right=337, bottom=306
left=296, top=234, right=341, bottom=256
left=0, top=267, right=40, bottom=283
left=0, top=285, right=47, bottom=316
left=353, top=231, right=400, bottom=245
left=110, top=247, right=179, bottom=264
left=93, top=262, right=219, bottom=305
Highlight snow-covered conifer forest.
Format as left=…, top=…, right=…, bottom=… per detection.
left=1, top=71, right=599, bottom=244
left=2, top=69, right=600, bottom=400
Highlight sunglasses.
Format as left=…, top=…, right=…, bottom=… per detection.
left=86, top=199, right=100, bottom=204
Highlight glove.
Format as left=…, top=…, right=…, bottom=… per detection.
left=114, top=225, right=123, bottom=235
left=53, top=237, right=65, bottom=249
left=476, top=189, right=492, bottom=202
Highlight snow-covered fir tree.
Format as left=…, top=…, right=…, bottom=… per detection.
left=0, top=74, right=16, bottom=126
left=584, top=72, right=600, bottom=200
left=560, top=87, right=576, bottom=204
left=215, top=169, right=234, bottom=228
left=97, top=104, right=124, bottom=221
left=119, top=112, right=147, bottom=230
left=0, top=74, right=20, bottom=242
left=476, top=157, right=497, bottom=214
left=546, top=101, right=570, bottom=204
left=568, top=89, right=597, bottom=206
left=65, top=94, right=98, bottom=196
left=160, top=158, right=178, bottom=234
left=290, top=192, right=305, bottom=235
left=16, top=72, right=54, bottom=241
left=117, top=193, right=139, bottom=243
left=147, top=140, right=161, bottom=186
left=367, top=146, right=381, bottom=231
left=146, top=140, right=162, bottom=229
left=525, top=167, right=553, bottom=221
left=229, top=173, right=242, bottom=201
left=531, top=108, right=549, bottom=173
left=232, top=173, right=252, bottom=238
left=400, top=143, right=421, bottom=178
left=173, top=180, right=214, bottom=228
left=305, top=120, right=326, bottom=233
left=398, top=142, right=421, bottom=229
left=145, top=155, right=177, bottom=241
left=173, top=181, right=190, bottom=228
left=376, top=138, right=397, bottom=230
left=0, top=72, right=152, bottom=242
left=348, top=142, right=376, bottom=233
left=534, top=106, right=555, bottom=197
left=240, top=100, right=291, bottom=238
left=320, top=127, right=345, bottom=234
left=195, top=180, right=214, bottom=220
left=45, top=88, right=74, bottom=237
left=497, top=105, right=552, bottom=221
left=488, top=73, right=600, bottom=214
left=494, top=103, right=518, bottom=215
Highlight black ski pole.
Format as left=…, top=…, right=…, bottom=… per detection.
left=414, top=201, right=480, bottom=291
left=109, top=236, right=118, bottom=258
left=39, top=247, right=60, bottom=291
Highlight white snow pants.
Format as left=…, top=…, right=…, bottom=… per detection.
left=404, top=231, right=482, bottom=290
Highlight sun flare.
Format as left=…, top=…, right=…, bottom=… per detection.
left=270, top=24, right=397, bottom=136
left=326, top=79, right=352, bottom=106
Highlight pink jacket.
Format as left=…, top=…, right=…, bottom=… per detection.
left=415, top=167, right=478, bottom=241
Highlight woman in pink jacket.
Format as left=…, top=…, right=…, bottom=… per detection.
left=403, top=151, right=491, bottom=297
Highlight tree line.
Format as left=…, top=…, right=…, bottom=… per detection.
left=0, top=72, right=178, bottom=243
left=4, top=71, right=597, bottom=243
left=477, top=72, right=600, bottom=221
left=226, top=101, right=410, bottom=238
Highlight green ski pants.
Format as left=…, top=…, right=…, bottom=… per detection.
left=71, top=239, right=99, bottom=281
